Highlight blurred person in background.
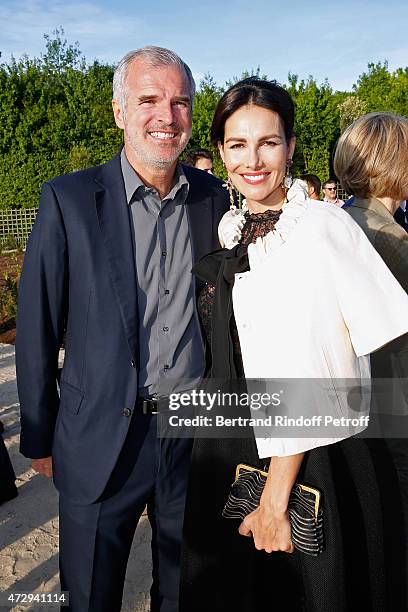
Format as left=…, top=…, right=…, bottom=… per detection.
left=322, top=179, right=344, bottom=206
left=394, top=200, right=408, bottom=232
left=183, top=148, right=214, bottom=174
left=300, top=173, right=321, bottom=200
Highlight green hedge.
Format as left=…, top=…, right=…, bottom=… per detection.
left=1, top=30, right=407, bottom=208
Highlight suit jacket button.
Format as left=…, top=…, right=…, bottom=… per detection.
left=122, top=408, right=132, bottom=417
left=131, top=360, right=136, bottom=368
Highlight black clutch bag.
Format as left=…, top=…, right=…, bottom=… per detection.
left=222, top=464, right=324, bottom=556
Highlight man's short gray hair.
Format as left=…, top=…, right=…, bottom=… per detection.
left=113, top=46, right=196, bottom=110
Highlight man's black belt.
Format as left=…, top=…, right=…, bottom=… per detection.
left=136, top=395, right=170, bottom=415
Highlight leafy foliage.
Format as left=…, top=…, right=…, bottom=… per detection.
left=186, top=74, right=224, bottom=176
left=1, top=273, right=19, bottom=321
left=0, top=31, right=407, bottom=207
left=339, top=96, right=369, bottom=133
left=0, top=255, right=21, bottom=325
left=286, top=74, right=346, bottom=181
left=0, top=28, right=121, bottom=208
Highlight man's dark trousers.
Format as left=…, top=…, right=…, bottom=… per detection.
left=59, top=411, right=192, bottom=611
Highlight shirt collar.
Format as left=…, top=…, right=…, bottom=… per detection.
left=120, top=148, right=189, bottom=204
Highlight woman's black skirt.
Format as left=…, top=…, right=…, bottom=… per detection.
left=180, top=434, right=406, bottom=612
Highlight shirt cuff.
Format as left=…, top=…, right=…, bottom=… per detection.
left=255, top=435, right=354, bottom=458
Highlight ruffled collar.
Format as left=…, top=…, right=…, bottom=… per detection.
left=246, top=179, right=311, bottom=265
left=265, top=179, right=309, bottom=246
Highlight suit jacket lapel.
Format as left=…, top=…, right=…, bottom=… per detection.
left=183, top=166, right=214, bottom=263
left=94, top=154, right=138, bottom=362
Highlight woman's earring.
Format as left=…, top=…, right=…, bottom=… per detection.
left=223, top=175, right=237, bottom=210
left=283, top=158, right=293, bottom=189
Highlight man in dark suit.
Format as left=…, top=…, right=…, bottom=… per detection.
left=16, top=46, right=228, bottom=611
left=394, top=200, right=408, bottom=232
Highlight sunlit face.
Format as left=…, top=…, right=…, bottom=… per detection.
left=219, top=105, right=295, bottom=208
left=195, top=157, right=213, bottom=174
left=112, top=59, right=192, bottom=169
left=323, top=183, right=337, bottom=201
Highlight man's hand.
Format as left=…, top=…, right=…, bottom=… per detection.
left=32, top=456, right=53, bottom=478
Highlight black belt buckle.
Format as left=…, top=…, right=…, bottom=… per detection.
left=140, top=397, right=158, bottom=415
left=138, top=394, right=171, bottom=415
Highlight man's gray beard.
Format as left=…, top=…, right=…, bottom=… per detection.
left=127, top=135, right=188, bottom=171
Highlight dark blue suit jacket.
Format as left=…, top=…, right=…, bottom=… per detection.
left=16, top=153, right=228, bottom=503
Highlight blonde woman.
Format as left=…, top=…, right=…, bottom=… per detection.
left=335, top=112, right=408, bottom=603
left=335, top=112, right=408, bottom=292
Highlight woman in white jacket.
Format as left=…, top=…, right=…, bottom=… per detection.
left=180, top=78, right=408, bottom=612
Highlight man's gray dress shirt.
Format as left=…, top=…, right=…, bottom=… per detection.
left=120, top=149, right=205, bottom=397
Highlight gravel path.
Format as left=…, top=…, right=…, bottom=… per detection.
left=0, top=344, right=151, bottom=611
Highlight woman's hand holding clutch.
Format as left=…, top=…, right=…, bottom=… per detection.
left=238, top=453, right=304, bottom=553
left=238, top=503, right=294, bottom=554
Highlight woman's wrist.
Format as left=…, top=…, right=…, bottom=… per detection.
left=261, top=452, right=305, bottom=518
left=260, top=488, right=289, bottom=517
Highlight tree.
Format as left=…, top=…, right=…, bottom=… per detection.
left=287, top=74, right=344, bottom=181
left=42, top=27, right=83, bottom=72
left=387, top=67, right=408, bottom=116
left=354, top=61, right=393, bottom=111
left=355, top=61, right=408, bottom=117
left=1, top=31, right=408, bottom=209
left=225, top=66, right=268, bottom=89
left=0, top=30, right=120, bottom=208
left=339, top=96, right=368, bottom=132
left=188, top=74, right=224, bottom=176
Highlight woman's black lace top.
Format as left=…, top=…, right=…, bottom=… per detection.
left=197, top=208, right=282, bottom=375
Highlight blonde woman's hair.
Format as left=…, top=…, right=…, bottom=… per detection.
left=334, top=112, right=408, bottom=199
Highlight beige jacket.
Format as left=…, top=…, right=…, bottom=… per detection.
left=346, top=197, right=408, bottom=291
left=346, top=197, right=408, bottom=417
